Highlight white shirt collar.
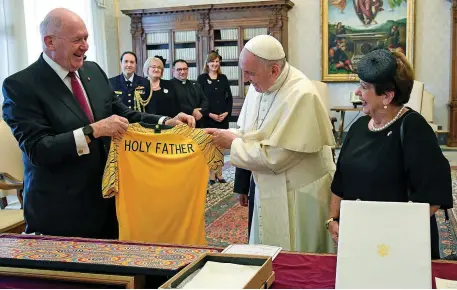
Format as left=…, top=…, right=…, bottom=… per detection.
left=124, top=74, right=134, bottom=82
left=43, top=52, right=80, bottom=80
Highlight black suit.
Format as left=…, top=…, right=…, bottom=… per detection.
left=108, top=73, right=150, bottom=111
left=170, top=78, right=208, bottom=128
left=1, top=54, right=162, bottom=239
left=234, top=168, right=255, bottom=238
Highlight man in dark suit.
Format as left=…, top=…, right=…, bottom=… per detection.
left=109, top=51, right=149, bottom=110
left=1, top=8, right=194, bottom=239
left=170, top=60, right=208, bottom=128
left=234, top=168, right=256, bottom=238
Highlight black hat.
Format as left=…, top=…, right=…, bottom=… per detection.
left=210, top=49, right=222, bottom=61
left=154, top=55, right=166, bottom=66
left=357, top=49, right=397, bottom=83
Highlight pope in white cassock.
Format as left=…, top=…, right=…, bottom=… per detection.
left=206, top=35, right=336, bottom=253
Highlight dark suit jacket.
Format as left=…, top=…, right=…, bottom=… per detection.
left=1, top=54, right=162, bottom=239
left=170, top=78, right=208, bottom=127
left=108, top=73, right=150, bottom=111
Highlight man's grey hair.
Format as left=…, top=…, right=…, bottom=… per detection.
left=39, top=15, right=63, bottom=39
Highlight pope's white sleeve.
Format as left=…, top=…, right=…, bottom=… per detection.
left=230, top=138, right=303, bottom=174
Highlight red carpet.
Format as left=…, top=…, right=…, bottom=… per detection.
left=206, top=196, right=248, bottom=247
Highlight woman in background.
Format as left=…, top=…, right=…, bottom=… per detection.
left=327, top=49, right=453, bottom=259
left=198, top=50, right=233, bottom=184
left=142, top=56, right=181, bottom=117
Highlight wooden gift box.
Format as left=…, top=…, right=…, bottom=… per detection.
left=159, top=253, right=275, bottom=289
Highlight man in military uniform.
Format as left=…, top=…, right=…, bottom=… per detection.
left=109, top=51, right=150, bottom=110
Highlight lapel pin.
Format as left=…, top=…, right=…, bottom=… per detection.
left=387, top=131, right=392, bottom=136
left=87, top=77, right=91, bottom=81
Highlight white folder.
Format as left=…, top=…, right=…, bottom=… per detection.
left=335, top=200, right=432, bottom=289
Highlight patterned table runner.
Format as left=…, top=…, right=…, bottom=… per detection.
left=0, top=234, right=217, bottom=275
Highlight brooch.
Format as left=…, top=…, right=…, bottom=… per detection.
left=207, top=79, right=212, bottom=84
left=164, top=89, right=169, bottom=94
left=387, top=131, right=392, bottom=136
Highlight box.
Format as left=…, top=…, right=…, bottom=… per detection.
left=160, top=253, right=275, bottom=289
left=0, top=266, right=144, bottom=289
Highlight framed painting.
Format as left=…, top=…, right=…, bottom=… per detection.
left=322, top=0, right=415, bottom=82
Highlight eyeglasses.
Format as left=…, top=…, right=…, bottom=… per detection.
left=51, top=35, right=88, bottom=45
left=149, top=66, right=163, bottom=70
left=176, top=68, right=188, bottom=72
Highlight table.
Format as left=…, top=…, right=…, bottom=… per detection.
left=330, top=106, right=362, bottom=147
left=0, top=234, right=455, bottom=289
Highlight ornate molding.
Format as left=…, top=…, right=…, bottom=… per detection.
left=130, top=15, right=143, bottom=37
left=122, top=1, right=294, bottom=17
left=268, top=7, right=283, bottom=29
left=197, top=10, right=211, bottom=33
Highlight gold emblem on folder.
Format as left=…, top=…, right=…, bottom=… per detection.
left=377, top=244, right=390, bottom=257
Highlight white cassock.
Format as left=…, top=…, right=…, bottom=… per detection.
left=230, top=63, right=336, bottom=253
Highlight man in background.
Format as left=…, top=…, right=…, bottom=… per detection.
left=109, top=51, right=149, bottom=110
left=233, top=167, right=255, bottom=239
left=2, top=8, right=194, bottom=239
left=171, top=60, right=208, bottom=128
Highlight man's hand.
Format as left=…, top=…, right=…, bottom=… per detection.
left=92, top=115, right=129, bottom=139
left=328, top=221, right=339, bottom=247
left=206, top=129, right=236, bottom=149
left=192, top=108, right=203, bottom=121
left=238, top=194, right=248, bottom=207
left=165, top=112, right=196, bottom=128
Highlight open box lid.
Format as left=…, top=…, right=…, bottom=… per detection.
left=160, top=253, right=274, bottom=289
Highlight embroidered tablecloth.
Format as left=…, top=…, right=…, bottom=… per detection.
left=0, top=234, right=216, bottom=275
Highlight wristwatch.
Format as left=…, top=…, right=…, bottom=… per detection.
left=325, top=217, right=339, bottom=229
left=162, top=117, right=171, bottom=124
left=82, top=125, right=95, bottom=141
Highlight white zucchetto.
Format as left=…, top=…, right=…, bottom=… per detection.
left=244, top=35, right=285, bottom=60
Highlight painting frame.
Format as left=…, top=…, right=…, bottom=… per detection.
left=321, top=0, right=415, bottom=82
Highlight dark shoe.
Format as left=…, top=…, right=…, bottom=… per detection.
left=209, top=180, right=216, bottom=185
left=216, top=177, right=227, bottom=183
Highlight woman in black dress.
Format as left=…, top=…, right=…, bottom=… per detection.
left=327, top=49, right=453, bottom=259
left=141, top=56, right=181, bottom=117
left=197, top=50, right=233, bottom=183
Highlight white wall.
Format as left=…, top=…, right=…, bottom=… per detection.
left=114, top=0, right=453, bottom=130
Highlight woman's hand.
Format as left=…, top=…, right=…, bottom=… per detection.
left=328, top=221, right=340, bottom=247
left=209, top=113, right=219, bottom=121
left=218, top=112, right=228, bottom=122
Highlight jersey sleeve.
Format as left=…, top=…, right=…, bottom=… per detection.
left=169, top=125, right=224, bottom=171
left=102, top=138, right=121, bottom=198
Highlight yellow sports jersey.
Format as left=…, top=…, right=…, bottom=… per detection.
left=102, top=123, right=223, bottom=246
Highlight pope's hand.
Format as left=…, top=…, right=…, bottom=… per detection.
left=208, top=129, right=236, bottom=149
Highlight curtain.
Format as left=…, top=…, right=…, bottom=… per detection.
left=0, top=0, right=28, bottom=107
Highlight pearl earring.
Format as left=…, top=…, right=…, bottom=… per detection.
left=384, top=105, right=387, bottom=109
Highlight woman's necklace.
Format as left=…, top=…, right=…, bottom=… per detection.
left=370, top=106, right=405, bottom=132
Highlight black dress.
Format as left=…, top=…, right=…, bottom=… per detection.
left=197, top=73, right=233, bottom=129
left=146, top=79, right=181, bottom=118
left=331, top=109, right=453, bottom=259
